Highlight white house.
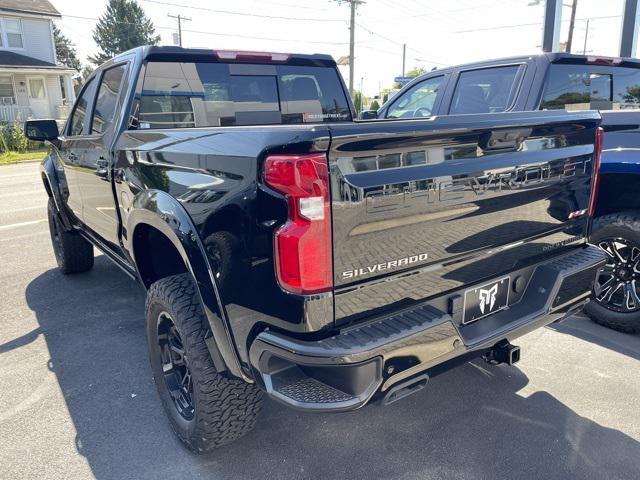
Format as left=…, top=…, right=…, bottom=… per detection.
left=0, top=0, right=76, bottom=123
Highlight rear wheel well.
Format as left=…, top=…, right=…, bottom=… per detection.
left=202, top=206, right=245, bottom=248
left=133, top=224, right=188, bottom=289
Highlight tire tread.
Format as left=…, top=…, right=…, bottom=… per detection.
left=146, top=273, right=262, bottom=453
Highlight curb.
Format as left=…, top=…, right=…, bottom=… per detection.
left=0, top=158, right=43, bottom=166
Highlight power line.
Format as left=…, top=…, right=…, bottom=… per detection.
left=455, top=14, right=621, bottom=34
left=243, top=0, right=334, bottom=11
left=61, top=14, right=350, bottom=45
left=167, top=13, right=191, bottom=47
left=355, top=21, right=448, bottom=66
left=141, top=0, right=345, bottom=22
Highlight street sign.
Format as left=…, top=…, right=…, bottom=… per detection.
left=394, top=76, right=413, bottom=84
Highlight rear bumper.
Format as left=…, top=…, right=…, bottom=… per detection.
left=249, top=244, right=607, bottom=412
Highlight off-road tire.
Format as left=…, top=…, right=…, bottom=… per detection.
left=146, top=273, right=263, bottom=453
left=47, top=198, right=94, bottom=274
left=585, top=212, right=640, bottom=333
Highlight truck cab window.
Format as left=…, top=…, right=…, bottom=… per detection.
left=541, top=65, right=613, bottom=110
left=386, top=76, right=443, bottom=119
left=68, top=78, right=96, bottom=136
left=92, top=64, right=127, bottom=134
left=137, top=61, right=351, bottom=128
left=450, top=65, right=520, bottom=114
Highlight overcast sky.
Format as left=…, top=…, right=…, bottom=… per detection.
left=54, top=0, right=628, bottom=96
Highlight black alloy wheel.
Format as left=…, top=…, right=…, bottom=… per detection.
left=594, top=238, right=640, bottom=313
left=156, top=311, right=195, bottom=421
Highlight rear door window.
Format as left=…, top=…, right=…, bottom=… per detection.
left=449, top=65, right=521, bottom=114
left=68, top=78, right=97, bottom=136
left=136, top=61, right=351, bottom=128
left=386, top=76, right=444, bottom=119
left=541, top=65, right=613, bottom=110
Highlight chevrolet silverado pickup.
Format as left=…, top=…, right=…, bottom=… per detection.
left=370, top=52, right=640, bottom=332
left=26, top=46, right=606, bottom=453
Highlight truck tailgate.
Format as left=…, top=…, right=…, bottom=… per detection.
left=328, top=111, right=601, bottom=324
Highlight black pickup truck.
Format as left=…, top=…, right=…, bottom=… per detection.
left=26, top=46, right=607, bottom=453
left=369, top=52, right=640, bottom=332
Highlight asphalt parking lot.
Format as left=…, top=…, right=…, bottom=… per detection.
left=1, top=161, right=639, bottom=480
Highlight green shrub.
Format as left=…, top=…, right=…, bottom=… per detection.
left=0, top=120, right=42, bottom=153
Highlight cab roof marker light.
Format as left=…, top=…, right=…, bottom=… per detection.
left=213, top=50, right=291, bottom=63
left=586, top=56, right=623, bottom=65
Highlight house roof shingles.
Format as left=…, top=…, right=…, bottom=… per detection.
left=0, top=0, right=60, bottom=17
left=0, top=51, right=70, bottom=70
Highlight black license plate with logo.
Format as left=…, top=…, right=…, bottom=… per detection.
left=463, top=276, right=510, bottom=325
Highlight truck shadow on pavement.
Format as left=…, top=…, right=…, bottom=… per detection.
left=25, top=257, right=640, bottom=480
left=548, top=315, right=640, bottom=362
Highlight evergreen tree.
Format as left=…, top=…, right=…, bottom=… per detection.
left=90, top=0, right=160, bottom=65
left=81, top=64, right=95, bottom=81
left=53, top=23, right=81, bottom=71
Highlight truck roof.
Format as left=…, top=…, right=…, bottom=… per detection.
left=112, top=45, right=337, bottom=67
left=426, top=52, right=640, bottom=77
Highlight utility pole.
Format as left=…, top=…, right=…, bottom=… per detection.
left=168, top=13, right=191, bottom=47
left=348, top=1, right=357, bottom=96
left=402, top=43, right=406, bottom=77
left=336, top=0, right=364, bottom=96
left=565, top=0, right=578, bottom=52
left=582, top=18, right=590, bottom=54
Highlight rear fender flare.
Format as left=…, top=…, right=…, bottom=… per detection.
left=126, top=189, right=248, bottom=381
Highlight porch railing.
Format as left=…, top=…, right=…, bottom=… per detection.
left=0, top=105, right=32, bottom=123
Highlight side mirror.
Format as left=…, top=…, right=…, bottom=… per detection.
left=359, top=110, right=379, bottom=120
left=24, top=119, right=59, bottom=142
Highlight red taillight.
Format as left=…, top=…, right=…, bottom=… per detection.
left=588, top=126, right=604, bottom=217
left=213, top=50, right=290, bottom=63
left=264, top=153, right=332, bottom=295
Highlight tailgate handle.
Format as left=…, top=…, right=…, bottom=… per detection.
left=479, top=128, right=531, bottom=151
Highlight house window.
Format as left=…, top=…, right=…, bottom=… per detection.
left=0, top=75, right=15, bottom=104
left=0, top=17, right=24, bottom=49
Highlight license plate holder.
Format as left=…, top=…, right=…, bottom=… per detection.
left=462, top=276, right=510, bottom=325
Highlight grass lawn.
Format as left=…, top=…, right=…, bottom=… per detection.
left=0, top=150, right=47, bottom=166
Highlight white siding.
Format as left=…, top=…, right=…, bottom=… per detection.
left=0, top=16, right=55, bottom=64
left=46, top=74, right=62, bottom=109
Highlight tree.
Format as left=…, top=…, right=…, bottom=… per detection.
left=90, top=0, right=160, bottom=65
left=81, top=64, right=95, bottom=81
left=53, top=23, right=81, bottom=71
left=353, top=91, right=362, bottom=113
left=406, top=66, right=427, bottom=78
left=370, top=100, right=380, bottom=110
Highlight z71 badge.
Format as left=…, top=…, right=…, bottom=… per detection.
left=342, top=253, right=428, bottom=280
